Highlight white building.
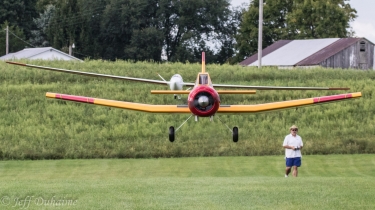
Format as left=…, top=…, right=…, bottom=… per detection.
left=0, top=47, right=82, bottom=61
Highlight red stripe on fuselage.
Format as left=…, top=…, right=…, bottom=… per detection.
left=313, top=93, right=352, bottom=103
left=55, top=94, right=95, bottom=104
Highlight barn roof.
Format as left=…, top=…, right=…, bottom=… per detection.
left=296, top=38, right=362, bottom=66
left=240, top=38, right=367, bottom=67
left=0, top=47, right=82, bottom=61
left=239, top=40, right=292, bottom=66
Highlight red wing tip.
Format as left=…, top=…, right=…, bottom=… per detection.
left=313, top=92, right=361, bottom=103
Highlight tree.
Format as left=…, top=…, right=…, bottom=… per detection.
left=287, top=0, right=357, bottom=39
left=42, top=0, right=237, bottom=62
left=234, top=0, right=294, bottom=63
left=0, top=21, right=28, bottom=54
left=157, top=0, right=233, bottom=62
left=0, top=0, right=38, bottom=39
left=46, top=0, right=93, bottom=57
left=29, top=4, right=55, bottom=47
left=234, top=0, right=357, bottom=63
left=100, top=0, right=163, bottom=60
left=123, top=27, right=164, bottom=61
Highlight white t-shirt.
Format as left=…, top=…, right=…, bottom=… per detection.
left=283, top=134, right=303, bottom=158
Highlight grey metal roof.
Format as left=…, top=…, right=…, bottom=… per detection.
left=0, top=47, right=82, bottom=61
left=296, top=38, right=361, bottom=66
left=239, top=40, right=292, bottom=66
left=247, top=38, right=340, bottom=66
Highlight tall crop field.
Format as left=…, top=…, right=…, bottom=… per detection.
left=1, top=60, right=374, bottom=159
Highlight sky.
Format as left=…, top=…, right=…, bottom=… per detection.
left=231, top=0, right=375, bottom=44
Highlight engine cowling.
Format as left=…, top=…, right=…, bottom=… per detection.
left=188, top=86, right=220, bottom=117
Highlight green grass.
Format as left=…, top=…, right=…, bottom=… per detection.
left=1, top=60, right=375, bottom=159
left=1, top=155, right=375, bottom=209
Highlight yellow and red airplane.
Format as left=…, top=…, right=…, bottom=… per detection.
left=6, top=53, right=361, bottom=142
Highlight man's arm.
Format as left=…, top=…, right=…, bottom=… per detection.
left=283, top=145, right=295, bottom=150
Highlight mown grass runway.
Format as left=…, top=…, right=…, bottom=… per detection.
left=1, top=155, right=375, bottom=209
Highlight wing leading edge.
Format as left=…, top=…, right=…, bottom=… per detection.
left=46, top=92, right=190, bottom=113
left=46, top=92, right=361, bottom=114
left=7, top=61, right=348, bottom=90
left=6, top=61, right=174, bottom=86
left=218, top=92, right=361, bottom=113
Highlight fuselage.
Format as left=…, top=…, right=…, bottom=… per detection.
left=169, top=74, right=184, bottom=90
left=187, top=73, right=220, bottom=117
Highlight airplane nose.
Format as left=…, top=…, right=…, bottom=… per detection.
left=198, top=95, right=209, bottom=107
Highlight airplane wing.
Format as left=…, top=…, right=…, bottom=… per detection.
left=46, top=92, right=191, bottom=113
left=6, top=61, right=180, bottom=86
left=212, top=83, right=349, bottom=90
left=7, top=61, right=347, bottom=90
left=45, top=92, right=361, bottom=113
left=218, top=92, right=362, bottom=113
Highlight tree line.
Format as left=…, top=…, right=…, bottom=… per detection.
left=0, top=0, right=357, bottom=64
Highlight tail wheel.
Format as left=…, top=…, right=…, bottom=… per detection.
left=233, top=127, right=238, bottom=143
left=169, top=126, right=175, bottom=142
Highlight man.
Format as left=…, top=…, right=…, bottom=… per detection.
left=283, top=125, right=303, bottom=177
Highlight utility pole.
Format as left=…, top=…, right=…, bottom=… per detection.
left=6, top=26, right=9, bottom=55
left=258, top=0, right=263, bottom=68
left=69, top=41, right=75, bottom=56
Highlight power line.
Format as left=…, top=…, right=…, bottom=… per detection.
left=8, top=29, right=35, bottom=48
left=73, top=51, right=93, bottom=58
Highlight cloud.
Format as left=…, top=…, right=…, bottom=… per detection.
left=351, top=21, right=375, bottom=43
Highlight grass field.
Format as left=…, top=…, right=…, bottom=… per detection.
left=1, top=60, right=375, bottom=158
left=1, top=155, right=375, bottom=209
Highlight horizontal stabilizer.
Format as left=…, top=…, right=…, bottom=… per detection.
left=212, top=83, right=350, bottom=90
left=151, top=90, right=191, bottom=94
left=151, top=90, right=257, bottom=94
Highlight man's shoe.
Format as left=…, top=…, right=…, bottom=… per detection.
left=285, top=174, right=288, bottom=178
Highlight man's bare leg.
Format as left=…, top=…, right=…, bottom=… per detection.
left=285, top=167, right=291, bottom=177
left=292, top=166, right=298, bottom=177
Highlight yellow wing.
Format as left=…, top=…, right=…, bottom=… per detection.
left=46, top=92, right=190, bottom=113
left=46, top=92, right=361, bottom=114
left=218, top=92, right=362, bottom=113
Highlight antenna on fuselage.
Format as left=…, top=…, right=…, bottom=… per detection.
left=202, top=52, right=205, bottom=73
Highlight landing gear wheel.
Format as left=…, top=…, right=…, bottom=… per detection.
left=233, top=127, right=238, bottom=143
left=169, top=126, right=175, bottom=142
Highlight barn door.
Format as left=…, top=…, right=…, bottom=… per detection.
left=359, top=41, right=367, bottom=69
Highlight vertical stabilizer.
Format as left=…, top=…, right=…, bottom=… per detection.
left=202, top=52, right=206, bottom=73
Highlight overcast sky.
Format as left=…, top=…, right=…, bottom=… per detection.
left=231, top=0, right=375, bottom=43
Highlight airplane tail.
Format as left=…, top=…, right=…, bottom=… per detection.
left=202, top=52, right=205, bottom=73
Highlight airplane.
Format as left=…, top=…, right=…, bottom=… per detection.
left=6, top=52, right=362, bottom=142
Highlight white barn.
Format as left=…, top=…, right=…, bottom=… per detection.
left=240, top=38, right=375, bottom=70
left=0, top=47, right=82, bottom=61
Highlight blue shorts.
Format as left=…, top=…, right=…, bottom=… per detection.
left=286, top=157, right=301, bottom=167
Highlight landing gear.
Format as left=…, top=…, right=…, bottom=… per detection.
left=216, top=115, right=239, bottom=143
left=169, top=126, right=175, bottom=142
left=168, top=115, right=194, bottom=142
left=232, top=127, right=238, bottom=143
left=169, top=115, right=239, bottom=143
